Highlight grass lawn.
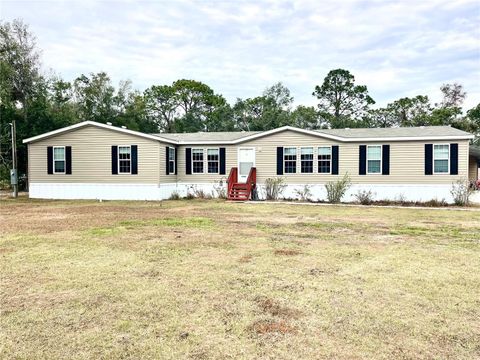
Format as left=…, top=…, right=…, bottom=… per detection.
left=1, top=198, right=479, bottom=359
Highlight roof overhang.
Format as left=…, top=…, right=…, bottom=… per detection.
left=161, top=126, right=474, bottom=144
left=23, top=121, right=178, bottom=145
left=470, top=146, right=480, bottom=160
left=24, top=122, right=474, bottom=146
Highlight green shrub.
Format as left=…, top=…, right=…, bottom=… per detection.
left=325, top=173, right=351, bottom=203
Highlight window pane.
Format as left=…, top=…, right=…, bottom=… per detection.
left=368, top=160, right=381, bottom=173
left=284, top=161, right=296, bottom=173
left=208, top=162, right=219, bottom=173
left=193, top=162, right=204, bottom=173
left=434, top=159, right=448, bottom=173
left=240, top=162, right=253, bottom=175
left=318, top=147, right=331, bottom=156
left=318, top=161, right=330, bottom=173
left=207, top=149, right=219, bottom=160
left=367, top=146, right=381, bottom=160
left=169, top=148, right=175, bottom=161
left=54, top=160, right=65, bottom=173
left=284, top=147, right=296, bottom=156
left=53, top=147, right=65, bottom=160
left=119, top=160, right=130, bottom=173
left=301, top=147, right=313, bottom=155
left=119, top=146, right=131, bottom=161
left=301, top=161, right=313, bottom=173
left=192, top=149, right=203, bottom=161
left=434, top=145, right=449, bottom=159
left=169, top=161, right=175, bottom=173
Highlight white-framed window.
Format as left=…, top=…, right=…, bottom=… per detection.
left=207, top=148, right=219, bottom=174
left=367, top=145, right=382, bottom=174
left=192, top=148, right=204, bottom=173
left=433, top=144, right=449, bottom=174
left=300, top=147, right=313, bottom=173
left=169, top=147, right=175, bottom=174
left=318, top=146, right=332, bottom=174
left=53, top=146, right=65, bottom=174
left=284, top=147, right=297, bottom=173
left=118, top=146, right=131, bottom=174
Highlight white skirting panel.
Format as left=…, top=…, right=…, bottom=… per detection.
left=29, top=182, right=455, bottom=203
left=255, top=183, right=455, bottom=203
left=29, top=183, right=224, bottom=201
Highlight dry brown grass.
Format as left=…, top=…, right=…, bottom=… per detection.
left=1, top=198, right=480, bottom=359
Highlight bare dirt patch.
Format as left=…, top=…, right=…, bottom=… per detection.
left=274, top=248, right=302, bottom=256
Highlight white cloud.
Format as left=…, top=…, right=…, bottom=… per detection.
left=1, top=0, right=479, bottom=110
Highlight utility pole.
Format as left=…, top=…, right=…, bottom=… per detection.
left=11, top=120, right=18, bottom=198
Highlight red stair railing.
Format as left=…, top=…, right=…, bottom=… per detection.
left=227, top=167, right=238, bottom=196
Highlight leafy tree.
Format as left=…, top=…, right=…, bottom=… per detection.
left=143, top=85, right=178, bottom=132
left=384, top=96, right=432, bottom=127
left=365, top=107, right=398, bottom=128
left=438, top=83, right=466, bottom=108
left=290, top=105, right=324, bottom=129
left=0, top=19, right=43, bottom=180
left=73, top=72, right=117, bottom=123
left=313, top=69, right=375, bottom=128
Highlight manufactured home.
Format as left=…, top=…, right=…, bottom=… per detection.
left=23, top=121, right=479, bottom=203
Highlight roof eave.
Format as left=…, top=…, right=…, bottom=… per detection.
left=23, top=121, right=179, bottom=145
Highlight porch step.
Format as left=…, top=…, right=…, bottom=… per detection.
left=227, top=182, right=252, bottom=201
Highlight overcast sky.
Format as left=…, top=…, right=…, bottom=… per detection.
left=2, top=0, right=479, bottom=110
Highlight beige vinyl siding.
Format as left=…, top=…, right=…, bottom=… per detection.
left=177, top=130, right=470, bottom=185
left=469, top=156, right=478, bottom=181
left=177, top=146, right=236, bottom=182
left=28, top=125, right=169, bottom=184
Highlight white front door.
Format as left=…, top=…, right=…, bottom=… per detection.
left=237, top=147, right=255, bottom=183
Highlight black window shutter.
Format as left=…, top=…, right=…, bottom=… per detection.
left=65, top=146, right=72, bottom=175
left=186, top=148, right=192, bottom=175
left=276, top=147, right=283, bottom=175
left=219, top=147, right=226, bottom=175
left=174, top=147, right=178, bottom=175
left=111, top=146, right=118, bottom=175
left=359, top=145, right=367, bottom=175
left=450, top=143, right=458, bottom=175
left=47, top=146, right=53, bottom=174
left=382, top=145, right=390, bottom=175
left=166, top=146, right=170, bottom=175
left=331, top=145, right=339, bottom=175
left=425, top=144, right=433, bottom=175
left=131, top=145, right=138, bottom=174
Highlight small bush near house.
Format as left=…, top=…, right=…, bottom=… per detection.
left=354, top=189, right=375, bottom=205
left=264, top=177, right=286, bottom=200
left=450, top=178, right=473, bottom=206
left=395, top=193, right=407, bottom=205
left=212, top=180, right=227, bottom=199
left=422, top=198, right=448, bottom=207
left=325, top=173, right=351, bottom=203
left=169, top=191, right=181, bottom=200
left=186, top=185, right=212, bottom=199
left=294, top=185, right=312, bottom=202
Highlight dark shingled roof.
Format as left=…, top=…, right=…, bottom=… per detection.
left=151, top=126, right=472, bottom=143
